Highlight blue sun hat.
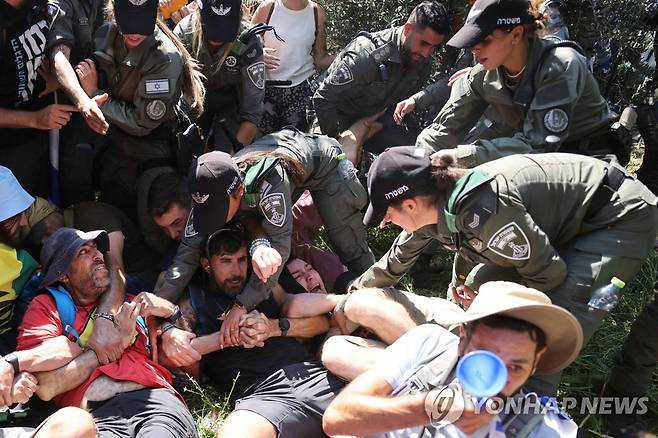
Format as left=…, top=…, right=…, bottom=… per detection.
left=0, top=166, right=34, bottom=222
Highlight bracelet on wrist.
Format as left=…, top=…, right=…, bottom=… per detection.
left=161, top=322, right=177, bottom=334
left=249, top=238, right=272, bottom=257
left=3, top=353, right=19, bottom=375
left=92, top=312, right=116, bottom=325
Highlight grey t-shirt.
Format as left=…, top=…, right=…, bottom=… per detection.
left=369, top=324, right=577, bottom=438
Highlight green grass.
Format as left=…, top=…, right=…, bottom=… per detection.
left=187, top=142, right=658, bottom=435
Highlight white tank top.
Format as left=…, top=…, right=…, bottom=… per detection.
left=263, top=0, right=316, bottom=86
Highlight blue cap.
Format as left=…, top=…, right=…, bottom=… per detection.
left=456, top=350, right=508, bottom=398
left=39, top=228, right=109, bottom=289
left=0, top=166, right=34, bottom=222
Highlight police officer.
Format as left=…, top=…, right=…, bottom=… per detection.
left=174, top=0, right=265, bottom=152
left=156, top=128, right=375, bottom=346
left=352, top=146, right=658, bottom=396
left=312, top=1, right=451, bottom=154
left=74, top=0, right=205, bottom=216
left=416, top=0, right=621, bottom=166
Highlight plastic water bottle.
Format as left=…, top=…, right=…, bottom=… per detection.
left=336, top=152, right=356, bottom=180
left=588, top=277, right=625, bottom=312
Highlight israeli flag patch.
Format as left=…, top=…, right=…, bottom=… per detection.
left=145, top=79, right=169, bottom=95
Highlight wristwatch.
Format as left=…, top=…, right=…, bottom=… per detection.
left=166, top=305, right=182, bottom=324
left=3, top=353, right=19, bottom=374
left=278, top=318, right=290, bottom=337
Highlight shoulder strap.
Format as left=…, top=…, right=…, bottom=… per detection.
left=444, top=169, right=494, bottom=233
left=313, top=2, right=318, bottom=40
left=265, top=0, right=275, bottom=24
left=45, top=285, right=80, bottom=342
left=515, top=40, right=585, bottom=110
left=188, top=281, right=210, bottom=334
left=243, top=156, right=280, bottom=206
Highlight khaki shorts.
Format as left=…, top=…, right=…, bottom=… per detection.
left=342, top=288, right=465, bottom=334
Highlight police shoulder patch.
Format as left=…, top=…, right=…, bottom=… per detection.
left=486, top=221, right=531, bottom=260
left=329, top=61, right=354, bottom=86
left=146, top=99, right=167, bottom=121
left=543, top=108, right=569, bottom=133
left=259, top=193, right=286, bottom=227
left=247, top=61, right=265, bottom=89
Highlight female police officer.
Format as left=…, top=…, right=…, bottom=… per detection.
left=414, top=0, right=620, bottom=167
left=351, top=146, right=658, bottom=396
left=156, top=128, right=375, bottom=348
left=74, top=0, right=205, bottom=215
left=174, top=0, right=265, bottom=152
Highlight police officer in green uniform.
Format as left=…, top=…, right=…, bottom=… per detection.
left=416, top=0, right=622, bottom=166
left=155, top=128, right=375, bottom=346
left=352, top=146, right=658, bottom=396
left=312, top=1, right=451, bottom=154
left=76, top=0, right=204, bottom=217
left=174, top=0, right=265, bottom=152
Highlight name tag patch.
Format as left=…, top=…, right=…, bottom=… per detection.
left=145, top=79, right=170, bottom=94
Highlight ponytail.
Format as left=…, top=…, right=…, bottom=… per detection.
left=428, top=153, right=467, bottom=199
left=157, top=18, right=206, bottom=117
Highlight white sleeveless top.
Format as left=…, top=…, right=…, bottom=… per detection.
left=263, top=0, right=316, bottom=86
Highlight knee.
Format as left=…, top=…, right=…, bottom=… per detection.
left=37, top=407, right=95, bottom=438
left=320, top=336, right=352, bottom=376
left=343, top=288, right=385, bottom=326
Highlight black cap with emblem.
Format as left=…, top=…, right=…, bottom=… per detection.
left=114, top=0, right=158, bottom=36
left=188, top=151, right=243, bottom=235
left=363, top=146, right=433, bottom=227
left=200, top=0, right=241, bottom=43
left=447, top=0, right=531, bottom=49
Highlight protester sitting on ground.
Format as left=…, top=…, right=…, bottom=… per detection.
left=16, top=227, right=198, bottom=437
left=281, top=256, right=465, bottom=381
left=323, top=281, right=582, bottom=437
left=0, top=167, right=39, bottom=355
left=23, top=197, right=160, bottom=292
left=157, top=128, right=375, bottom=349
left=159, top=223, right=343, bottom=438
left=252, top=0, right=335, bottom=133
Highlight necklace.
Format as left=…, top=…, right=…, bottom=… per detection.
left=504, top=65, right=526, bottom=79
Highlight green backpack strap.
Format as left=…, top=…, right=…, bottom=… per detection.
left=444, top=169, right=494, bottom=233
left=243, top=156, right=280, bottom=207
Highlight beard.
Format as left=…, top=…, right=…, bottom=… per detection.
left=217, top=275, right=246, bottom=298
left=0, top=224, right=25, bottom=248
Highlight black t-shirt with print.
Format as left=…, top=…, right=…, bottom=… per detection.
left=0, top=0, right=49, bottom=110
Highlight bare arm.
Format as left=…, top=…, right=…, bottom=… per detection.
left=50, top=46, right=108, bottom=135
left=15, top=336, right=83, bottom=373
left=323, top=370, right=428, bottom=436
left=34, top=349, right=99, bottom=401
left=250, top=0, right=273, bottom=25
left=282, top=293, right=341, bottom=318
left=311, top=5, right=335, bottom=70
left=235, top=120, right=258, bottom=147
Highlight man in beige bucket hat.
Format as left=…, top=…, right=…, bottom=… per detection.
left=323, top=281, right=583, bottom=437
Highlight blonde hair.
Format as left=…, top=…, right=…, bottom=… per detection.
left=190, top=10, right=235, bottom=76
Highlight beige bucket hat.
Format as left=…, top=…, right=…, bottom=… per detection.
left=441, top=281, right=584, bottom=374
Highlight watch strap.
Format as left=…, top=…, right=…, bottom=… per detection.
left=3, top=353, right=19, bottom=374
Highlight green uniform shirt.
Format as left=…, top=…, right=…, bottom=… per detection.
left=156, top=129, right=349, bottom=306
left=174, top=16, right=265, bottom=127
left=92, top=22, right=184, bottom=137
left=46, top=0, right=104, bottom=64
left=352, top=153, right=657, bottom=293
left=313, top=26, right=432, bottom=137
left=416, top=37, right=616, bottom=166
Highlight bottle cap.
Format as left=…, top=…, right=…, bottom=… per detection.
left=337, top=152, right=346, bottom=161
left=611, top=277, right=626, bottom=289
left=456, top=350, right=508, bottom=398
